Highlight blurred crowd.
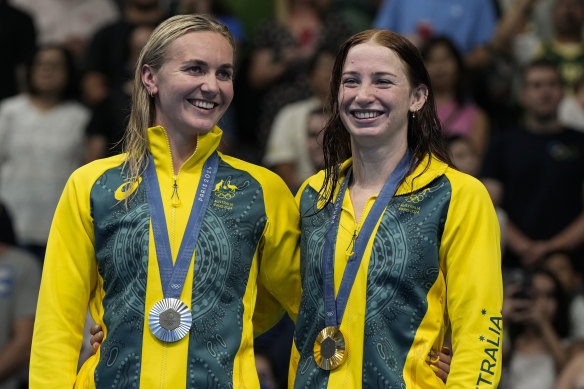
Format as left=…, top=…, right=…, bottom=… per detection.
left=0, top=0, right=583, bottom=388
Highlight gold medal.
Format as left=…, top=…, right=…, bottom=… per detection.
left=313, top=326, right=347, bottom=370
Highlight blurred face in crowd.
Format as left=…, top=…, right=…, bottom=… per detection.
left=31, top=48, right=69, bottom=96
left=543, top=252, right=581, bottom=294
left=310, top=52, right=335, bottom=101
left=129, top=26, right=155, bottom=68
left=520, top=66, right=564, bottom=121
left=553, top=0, right=584, bottom=37
left=306, top=111, right=327, bottom=171
left=142, top=31, right=234, bottom=139
left=531, top=273, right=558, bottom=320
left=424, top=42, right=458, bottom=93
left=338, top=41, right=426, bottom=147
left=448, top=137, right=479, bottom=177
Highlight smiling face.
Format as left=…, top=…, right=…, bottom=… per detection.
left=141, top=30, right=234, bottom=140
left=338, top=41, right=427, bottom=147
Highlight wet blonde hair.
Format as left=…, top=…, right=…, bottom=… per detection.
left=122, top=14, right=235, bottom=191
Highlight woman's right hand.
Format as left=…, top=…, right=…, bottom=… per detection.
left=427, top=346, right=452, bottom=383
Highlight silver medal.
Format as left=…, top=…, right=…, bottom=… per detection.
left=148, top=298, right=192, bottom=342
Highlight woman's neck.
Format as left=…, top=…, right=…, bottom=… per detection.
left=348, top=140, right=408, bottom=223
left=350, top=141, right=408, bottom=191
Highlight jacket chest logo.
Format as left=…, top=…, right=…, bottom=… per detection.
left=114, top=177, right=142, bottom=200
left=405, top=188, right=429, bottom=204
left=212, top=177, right=249, bottom=210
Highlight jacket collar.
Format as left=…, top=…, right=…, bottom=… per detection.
left=337, top=153, right=449, bottom=196
left=147, top=125, right=223, bottom=174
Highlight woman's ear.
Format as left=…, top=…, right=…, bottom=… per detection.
left=409, top=84, right=429, bottom=113
left=141, top=64, right=158, bottom=96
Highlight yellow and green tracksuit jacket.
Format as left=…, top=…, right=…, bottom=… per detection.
left=30, top=126, right=301, bottom=388
left=290, top=155, right=503, bottom=388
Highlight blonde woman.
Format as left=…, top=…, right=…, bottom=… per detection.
left=29, top=14, right=301, bottom=388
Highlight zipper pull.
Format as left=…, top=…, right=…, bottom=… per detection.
left=171, top=177, right=181, bottom=207
left=346, top=229, right=357, bottom=257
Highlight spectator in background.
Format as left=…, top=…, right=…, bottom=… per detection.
left=541, top=251, right=584, bottom=340
left=324, top=0, right=380, bottom=35
left=0, top=0, right=36, bottom=102
left=421, top=36, right=490, bottom=156
left=81, top=0, right=166, bottom=107
left=501, top=268, right=571, bottom=389
left=0, top=202, right=41, bottom=389
left=174, top=0, right=246, bottom=46
left=489, top=0, right=584, bottom=94
left=9, top=0, right=119, bottom=61
left=373, top=0, right=498, bottom=69
left=446, top=134, right=508, bottom=249
left=481, top=59, right=584, bottom=271
left=535, top=0, right=584, bottom=95
left=0, top=45, right=90, bottom=261
left=490, top=0, right=550, bottom=66
left=559, top=74, right=584, bottom=132
left=262, top=49, right=335, bottom=191
left=305, top=107, right=327, bottom=173
left=446, top=135, right=480, bottom=177
left=85, top=25, right=154, bottom=161
left=236, top=0, right=350, bottom=162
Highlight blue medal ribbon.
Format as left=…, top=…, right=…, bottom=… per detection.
left=143, top=152, right=219, bottom=299
left=322, top=151, right=413, bottom=327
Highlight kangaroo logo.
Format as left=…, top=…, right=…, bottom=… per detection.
left=213, top=177, right=248, bottom=200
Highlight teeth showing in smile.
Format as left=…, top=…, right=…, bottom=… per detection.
left=353, top=111, right=381, bottom=119
left=190, top=100, right=215, bottom=109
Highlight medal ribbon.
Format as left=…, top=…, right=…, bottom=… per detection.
left=143, top=152, right=219, bottom=299
left=322, top=151, right=412, bottom=327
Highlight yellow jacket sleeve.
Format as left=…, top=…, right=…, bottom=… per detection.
left=440, top=171, right=503, bottom=388
left=251, top=171, right=301, bottom=334
left=29, top=165, right=99, bottom=388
